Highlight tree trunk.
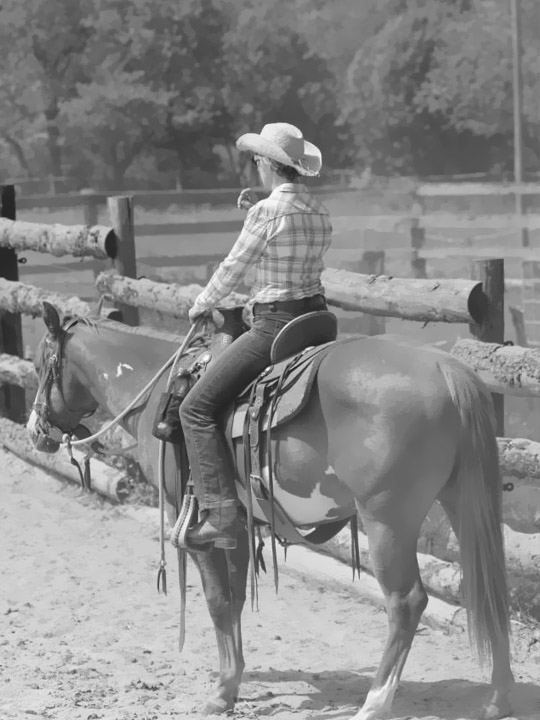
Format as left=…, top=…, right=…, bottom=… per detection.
left=43, top=94, right=62, bottom=179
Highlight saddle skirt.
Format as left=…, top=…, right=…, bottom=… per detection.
left=175, top=310, right=357, bottom=547
left=221, top=337, right=356, bottom=546
left=225, top=340, right=333, bottom=439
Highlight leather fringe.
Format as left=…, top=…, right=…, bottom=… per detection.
left=350, top=514, right=361, bottom=581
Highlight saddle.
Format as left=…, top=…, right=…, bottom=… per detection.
left=163, top=310, right=360, bottom=579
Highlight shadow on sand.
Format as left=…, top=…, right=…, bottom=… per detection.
left=239, top=668, right=540, bottom=719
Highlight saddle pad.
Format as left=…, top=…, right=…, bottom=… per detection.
left=228, top=340, right=335, bottom=439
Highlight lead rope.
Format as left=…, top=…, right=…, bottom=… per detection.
left=155, top=319, right=207, bottom=653
left=60, top=322, right=203, bottom=453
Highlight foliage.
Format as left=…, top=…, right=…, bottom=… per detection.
left=0, top=0, right=538, bottom=187
left=342, top=0, right=540, bottom=174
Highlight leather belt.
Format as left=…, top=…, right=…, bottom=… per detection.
left=253, top=294, right=326, bottom=315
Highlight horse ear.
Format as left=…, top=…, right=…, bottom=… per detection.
left=42, top=302, right=62, bottom=338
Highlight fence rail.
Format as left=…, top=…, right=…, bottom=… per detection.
left=1, top=184, right=538, bottom=619
left=416, top=181, right=540, bottom=197
left=96, top=270, right=484, bottom=324
left=0, top=218, right=116, bottom=258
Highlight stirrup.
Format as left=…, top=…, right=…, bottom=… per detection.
left=170, top=493, right=211, bottom=553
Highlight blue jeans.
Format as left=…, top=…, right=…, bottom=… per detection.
left=179, top=295, right=327, bottom=510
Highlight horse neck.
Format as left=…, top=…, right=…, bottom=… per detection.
left=69, top=322, right=178, bottom=436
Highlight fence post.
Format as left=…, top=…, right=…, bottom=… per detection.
left=83, top=196, right=99, bottom=226
left=107, top=196, right=139, bottom=326
left=85, top=196, right=109, bottom=280
left=410, top=196, right=427, bottom=278
left=359, top=250, right=386, bottom=336
left=521, top=261, right=540, bottom=347
left=410, top=217, right=426, bottom=279
left=0, top=185, right=26, bottom=421
left=469, top=258, right=505, bottom=435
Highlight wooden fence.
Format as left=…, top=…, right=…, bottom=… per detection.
left=1, top=185, right=539, bottom=619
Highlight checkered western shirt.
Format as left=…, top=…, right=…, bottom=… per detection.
left=192, top=183, right=332, bottom=313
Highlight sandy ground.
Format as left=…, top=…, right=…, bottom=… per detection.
left=1, top=448, right=539, bottom=720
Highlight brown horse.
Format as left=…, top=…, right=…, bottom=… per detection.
left=26, top=303, right=514, bottom=720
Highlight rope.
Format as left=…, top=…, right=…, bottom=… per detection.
left=61, top=321, right=203, bottom=451
left=155, top=320, right=207, bottom=586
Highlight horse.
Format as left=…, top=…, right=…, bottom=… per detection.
left=26, top=301, right=514, bottom=720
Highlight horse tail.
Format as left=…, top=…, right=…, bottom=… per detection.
left=438, top=357, right=511, bottom=665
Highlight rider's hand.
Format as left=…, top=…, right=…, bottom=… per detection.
left=188, top=306, right=209, bottom=325
left=237, top=188, right=259, bottom=211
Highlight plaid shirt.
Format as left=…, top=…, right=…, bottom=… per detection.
left=192, top=183, right=332, bottom=313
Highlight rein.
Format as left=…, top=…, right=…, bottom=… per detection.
left=34, top=319, right=203, bottom=452
left=35, top=317, right=213, bottom=652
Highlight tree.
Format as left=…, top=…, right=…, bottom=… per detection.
left=59, top=0, right=236, bottom=188
left=0, top=0, right=94, bottom=179
left=342, top=0, right=540, bottom=175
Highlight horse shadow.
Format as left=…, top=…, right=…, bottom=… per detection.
left=239, top=668, right=540, bottom=719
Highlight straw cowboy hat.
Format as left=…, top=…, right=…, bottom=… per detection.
left=236, top=122, right=322, bottom=177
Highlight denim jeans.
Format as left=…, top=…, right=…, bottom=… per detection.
left=179, top=295, right=327, bottom=510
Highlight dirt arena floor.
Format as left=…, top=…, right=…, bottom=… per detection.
left=1, top=447, right=539, bottom=720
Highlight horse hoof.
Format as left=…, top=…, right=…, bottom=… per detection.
left=479, top=698, right=512, bottom=720
left=203, top=696, right=234, bottom=715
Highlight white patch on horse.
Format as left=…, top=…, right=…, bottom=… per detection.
left=115, top=363, right=134, bottom=378
left=325, top=465, right=335, bottom=475
left=261, top=464, right=339, bottom=525
left=349, top=675, right=398, bottom=719
left=351, top=369, right=414, bottom=398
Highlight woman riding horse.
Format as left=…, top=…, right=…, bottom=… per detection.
left=179, top=122, right=332, bottom=551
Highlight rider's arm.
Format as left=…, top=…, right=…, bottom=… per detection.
left=191, top=204, right=267, bottom=313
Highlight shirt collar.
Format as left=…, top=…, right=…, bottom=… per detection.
left=270, top=182, right=307, bottom=196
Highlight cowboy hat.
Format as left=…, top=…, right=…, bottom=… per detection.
left=236, top=122, right=322, bottom=177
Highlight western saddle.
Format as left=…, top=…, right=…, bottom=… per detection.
left=158, top=307, right=360, bottom=587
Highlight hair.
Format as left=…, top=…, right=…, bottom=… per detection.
left=270, top=160, right=300, bottom=182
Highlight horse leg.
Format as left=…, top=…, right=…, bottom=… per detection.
left=224, top=526, right=250, bottom=696
left=438, top=481, right=514, bottom=719
left=348, top=512, right=428, bottom=720
left=190, top=528, right=249, bottom=715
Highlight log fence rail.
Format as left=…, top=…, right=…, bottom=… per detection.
left=1, top=183, right=539, bottom=618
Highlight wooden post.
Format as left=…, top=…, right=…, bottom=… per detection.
left=508, top=304, right=534, bottom=412
left=83, top=196, right=99, bottom=226
left=469, top=258, right=505, bottom=435
left=107, top=196, right=139, bottom=326
left=509, top=305, right=527, bottom=347
left=510, top=0, right=529, bottom=249
left=358, top=250, right=386, bottom=335
left=410, top=218, right=427, bottom=278
left=85, top=196, right=109, bottom=280
left=521, top=261, right=540, bottom=347
left=0, top=186, right=26, bottom=422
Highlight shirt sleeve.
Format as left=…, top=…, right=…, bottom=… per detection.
left=191, top=203, right=267, bottom=312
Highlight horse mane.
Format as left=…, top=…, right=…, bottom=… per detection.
left=63, top=314, right=98, bottom=331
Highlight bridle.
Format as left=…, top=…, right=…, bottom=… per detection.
left=32, top=319, right=97, bottom=443
left=33, top=316, right=207, bottom=452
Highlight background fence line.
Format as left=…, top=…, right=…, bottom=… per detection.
left=0, top=184, right=538, bottom=619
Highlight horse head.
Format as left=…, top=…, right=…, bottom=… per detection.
left=26, top=302, right=99, bottom=453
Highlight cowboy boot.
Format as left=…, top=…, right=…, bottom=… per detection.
left=187, top=503, right=243, bottom=550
